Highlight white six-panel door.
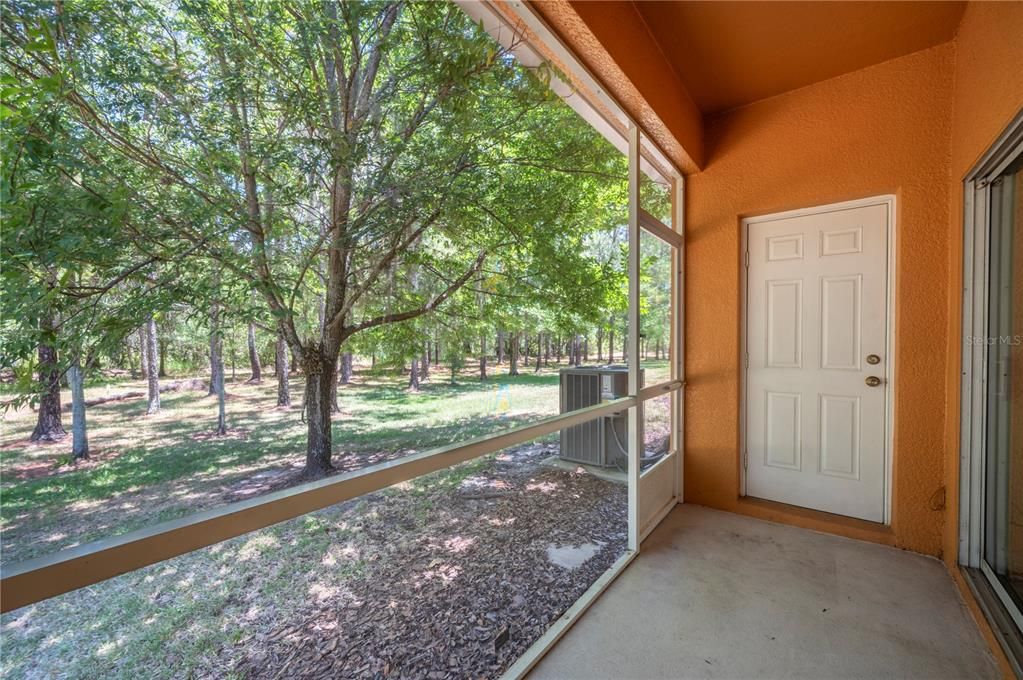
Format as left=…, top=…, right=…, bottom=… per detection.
left=745, top=201, right=889, bottom=522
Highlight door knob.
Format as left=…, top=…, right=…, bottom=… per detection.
left=865, top=376, right=882, bottom=387
left=866, top=354, right=881, bottom=365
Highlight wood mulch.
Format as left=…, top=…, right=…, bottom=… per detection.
left=220, top=443, right=626, bottom=679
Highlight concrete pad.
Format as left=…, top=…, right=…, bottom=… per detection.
left=547, top=542, right=605, bottom=570
left=540, top=455, right=627, bottom=484
left=530, top=505, right=999, bottom=679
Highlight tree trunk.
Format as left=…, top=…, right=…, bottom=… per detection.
left=544, top=335, right=550, bottom=366
left=126, top=336, right=139, bottom=378
left=480, top=336, right=488, bottom=381
left=497, top=329, right=505, bottom=364
left=583, top=336, right=589, bottom=362
left=158, top=336, right=167, bottom=378
left=68, top=355, right=89, bottom=459
left=622, top=330, right=628, bottom=361
left=339, top=352, right=353, bottom=384
left=247, top=322, right=262, bottom=382
left=608, top=328, right=615, bottom=363
left=144, top=316, right=160, bottom=414
left=535, top=333, right=542, bottom=372
left=208, top=309, right=221, bottom=397
left=421, top=340, right=429, bottom=379
left=302, top=351, right=334, bottom=477
left=508, top=332, right=519, bottom=376
left=30, top=323, right=65, bottom=442
left=556, top=335, right=563, bottom=363
left=275, top=333, right=291, bottom=406
left=330, top=357, right=340, bottom=414
left=409, top=356, right=420, bottom=390
left=597, top=328, right=605, bottom=362
left=215, top=334, right=227, bottom=435
left=139, top=327, right=149, bottom=380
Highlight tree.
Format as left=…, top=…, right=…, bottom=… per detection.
left=67, top=354, right=88, bottom=459
left=213, top=331, right=227, bottom=435
left=139, top=325, right=149, bottom=380
left=206, top=302, right=225, bottom=397
left=3, top=0, right=631, bottom=478
left=275, top=333, right=290, bottom=407
left=247, top=322, right=262, bottom=382
left=508, top=332, right=520, bottom=376
left=339, top=351, right=353, bottom=385
left=144, top=316, right=160, bottom=414
left=29, top=310, right=65, bottom=441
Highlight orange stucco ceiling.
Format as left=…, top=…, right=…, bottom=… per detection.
left=632, top=1, right=967, bottom=115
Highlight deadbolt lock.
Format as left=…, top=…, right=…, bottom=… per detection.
left=866, top=354, right=881, bottom=365
left=865, top=376, right=882, bottom=387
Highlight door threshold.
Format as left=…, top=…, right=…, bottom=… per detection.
left=734, top=496, right=895, bottom=546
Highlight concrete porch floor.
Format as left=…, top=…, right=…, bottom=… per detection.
left=530, top=505, right=998, bottom=679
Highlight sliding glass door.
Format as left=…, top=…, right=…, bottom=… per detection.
left=961, top=114, right=1023, bottom=670
left=983, top=155, right=1023, bottom=624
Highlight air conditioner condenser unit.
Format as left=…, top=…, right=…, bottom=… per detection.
left=558, top=365, right=643, bottom=469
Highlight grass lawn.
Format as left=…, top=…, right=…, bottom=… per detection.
left=0, top=359, right=667, bottom=679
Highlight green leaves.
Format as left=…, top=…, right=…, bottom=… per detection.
left=1, top=0, right=644, bottom=391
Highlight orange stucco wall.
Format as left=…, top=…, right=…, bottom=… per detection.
left=684, top=43, right=956, bottom=556
left=530, top=0, right=704, bottom=173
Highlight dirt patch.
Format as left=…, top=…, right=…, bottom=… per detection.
left=59, top=378, right=207, bottom=411
left=222, top=465, right=301, bottom=500
left=0, top=438, right=60, bottom=453
left=190, top=428, right=251, bottom=443
left=1, top=443, right=626, bottom=680
left=2, top=448, right=127, bottom=481
left=221, top=444, right=626, bottom=679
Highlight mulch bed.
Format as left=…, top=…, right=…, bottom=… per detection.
left=221, top=443, right=626, bottom=679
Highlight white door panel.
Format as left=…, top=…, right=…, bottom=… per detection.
left=746, top=203, right=888, bottom=522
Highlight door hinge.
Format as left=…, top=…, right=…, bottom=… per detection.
left=745, top=351, right=749, bottom=368
left=743, top=449, right=749, bottom=470
left=744, top=247, right=750, bottom=267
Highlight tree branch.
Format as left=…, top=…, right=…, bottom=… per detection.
left=343, top=250, right=486, bottom=337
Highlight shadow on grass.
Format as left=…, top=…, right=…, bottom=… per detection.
left=0, top=372, right=563, bottom=564
left=353, top=372, right=559, bottom=404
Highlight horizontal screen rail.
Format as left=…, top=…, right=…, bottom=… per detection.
left=1, top=396, right=641, bottom=612
left=639, top=208, right=682, bottom=248
left=638, top=379, right=683, bottom=402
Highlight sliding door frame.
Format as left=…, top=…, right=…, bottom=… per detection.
left=959, top=108, right=1023, bottom=674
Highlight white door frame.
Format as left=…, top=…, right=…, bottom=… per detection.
left=739, top=195, right=896, bottom=525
